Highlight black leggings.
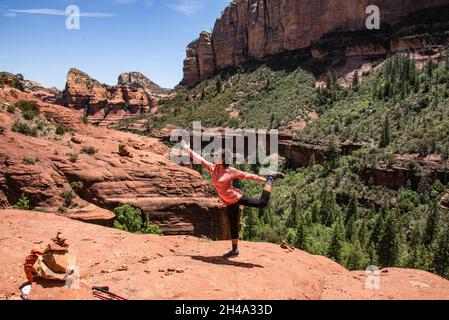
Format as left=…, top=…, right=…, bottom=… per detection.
left=227, top=190, right=271, bottom=239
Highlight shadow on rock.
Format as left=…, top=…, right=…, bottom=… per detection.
left=34, top=278, right=66, bottom=289
left=189, top=255, right=264, bottom=269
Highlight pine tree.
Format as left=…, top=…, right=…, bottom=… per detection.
left=244, top=210, right=259, bottom=240
left=311, top=201, right=321, bottom=223
left=347, top=240, right=365, bottom=270
left=325, top=138, right=341, bottom=171
left=295, top=214, right=307, bottom=250
left=325, top=72, right=333, bottom=90
left=445, top=50, right=449, bottom=71
left=286, top=207, right=299, bottom=229
left=406, top=226, right=428, bottom=270
left=320, top=182, right=339, bottom=226
left=345, top=216, right=358, bottom=243
left=352, top=71, right=359, bottom=92
left=358, top=219, right=369, bottom=248
left=423, top=201, right=440, bottom=246
left=265, top=76, right=272, bottom=92
left=367, top=241, right=377, bottom=265
left=426, top=59, right=434, bottom=80
left=432, top=227, right=449, bottom=278
left=345, top=192, right=359, bottom=224
left=370, top=213, right=384, bottom=245
left=379, top=116, right=391, bottom=148
left=328, top=217, right=346, bottom=264
left=377, top=212, right=402, bottom=267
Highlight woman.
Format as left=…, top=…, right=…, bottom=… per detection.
left=180, top=140, right=283, bottom=258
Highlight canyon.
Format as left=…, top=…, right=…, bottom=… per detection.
left=183, top=0, right=449, bottom=86
left=0, top=87, right=229, bottom=239
left=1, top=0, right=449, bottom=301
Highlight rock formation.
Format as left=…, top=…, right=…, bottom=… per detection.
left=118, top=71, right=166, bottom=96
left=182, top=0, right=449, bottom=86
left=0, top=87, right=228, bottom=239
left=60, top=69, right=163, bottom=126
left=0, top=72, right=61, bottom=104
left=1, top=209, right=449, bottom=300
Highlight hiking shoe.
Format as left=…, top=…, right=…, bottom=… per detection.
left=223, top=249, right=239, bottom=258
left=263, top=171, right=285, bottom=181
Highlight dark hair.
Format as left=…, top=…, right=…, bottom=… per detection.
left=215, top=149, right=233, bottom=167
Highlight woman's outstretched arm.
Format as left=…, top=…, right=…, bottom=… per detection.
left=230, top=167, right=267, bottom=184
left=180, top=140, right=215, bottom=172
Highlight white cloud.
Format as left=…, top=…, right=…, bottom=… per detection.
left=3, top=12, right=16, bottom=17
left=9, top=8, right=115, bottom=17
left=168, top=0, right=205, bottom=15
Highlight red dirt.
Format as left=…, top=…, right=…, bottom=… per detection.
left=1, top=210, right=448, bottom=300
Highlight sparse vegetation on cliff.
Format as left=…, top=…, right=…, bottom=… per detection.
left=157, top=65, right=316, bottom=129
left=302, top=53, right=449, bottom=158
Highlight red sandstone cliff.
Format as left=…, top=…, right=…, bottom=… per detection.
left=60, top=69, right=166, bottom=126
left=182, top=0, right=449, bottom=86
left=0, top=87, right=228, bottom=239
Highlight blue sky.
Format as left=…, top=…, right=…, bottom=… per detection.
left=0, top=0, right=230, bottom=89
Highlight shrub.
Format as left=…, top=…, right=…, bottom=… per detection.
left=68, top=153, right=78, bottom=163
left=55, top=123, right=69, bottom=135
left=0, top=125, right=5, bottom=135
left=82, top=115, right=89, bottom=124
left=11, top=121, right=37, bottom=136
left=6, top=104, right=15, bottom=113
left=61, top=190, right=74, bottom=208
left=113, top=204, right=162, bottom=234
left=14, top=194, right=31, bottom=210
left=70, top=181, right=84, bottom=190
left=23, top=157, right=36, bottom=165
left=15, top=100, right=40, bottom=121
left=81, top=146, right=97, bottom=155
left=44, top=112, right=53, bottom=121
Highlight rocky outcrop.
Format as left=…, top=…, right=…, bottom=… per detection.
left=0, top=72, right=60, bottom=103
left=182, top=0, right=449, bottom=86
left=183, top=32, right=216, bottom=87
left=20, top=80, right=61, bottom=104
left=0, top=87, right=228, bottom=239
left=1, top=209, right=449, bottom=300
left=60, top=69, right=160, bottom=126
left=118, top=72, right=166, bottom=96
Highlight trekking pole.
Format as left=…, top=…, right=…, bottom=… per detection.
left=93, top=291, right=113, bottom=300
left=92, top=286, right=128, bottom=300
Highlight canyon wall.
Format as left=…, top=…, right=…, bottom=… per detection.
left=60, top=69, right=166, bottom=126
left=182, top=0, right=449, bottom=86
left=0, top=87, right=230, bottom=240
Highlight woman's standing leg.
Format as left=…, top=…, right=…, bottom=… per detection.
left=225, top=203, right=240, bottom=257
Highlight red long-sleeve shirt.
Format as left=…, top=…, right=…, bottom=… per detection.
left=188, top=149, right=266, bottom=205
